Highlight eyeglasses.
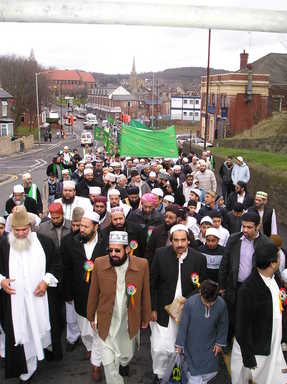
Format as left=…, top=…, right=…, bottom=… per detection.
left=109, top=248, right=122, bottom=254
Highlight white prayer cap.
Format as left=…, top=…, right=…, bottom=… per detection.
left=182, top=157, right=189, bottom=163
left=62, top=169, right=69, bottom=175
left=0, top=216, right=6, bottom=225
left=78, top=160, right=85, bottom=165
left=109, top=231, right=128, bottom=245
left=151, top=188, right=164, bottom=198
left=173, top=165, right=181, bottom=171
left=82, top=210, right=100, bottom=223
left=85, top=163, right=94, bottom=169
left=22, top=172, right=31, bottom=180
left=108, top=188, right=121, bottom=197
left=111, top=161, right=121, bottom=168
left=198, top=160, right=206, bottom=166
left=111, top=206, right=124, bottom=215
left=13, top=184, right=24, bottom=193
left=106, top=173, right=116, bottom=182
left=170, top=224, right=188, bottom=235
left=200, top=216, right=213, bottom=225
left=133, top=158, right=139, bottom=164
left=149, top=171, right=157, bottom=178
left=117, top=174, right=126, bottom=181
left=206, top=228, right=220, bottom=239
left=64, top=145, right=69, bottom=150
left=163, top=195, right=175, bottom=203
left=84, top=168, right=93, bottom=175
left=63, top=180, right=75, bottom=189
left=281, top=269, right=287, bottom=283
left=236, top=156, right=244, bottom=163
left=190, top=188, right=201, bottom=198
left=89, top=186, right=101, bottom=195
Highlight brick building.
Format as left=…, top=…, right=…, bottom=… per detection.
left=200, top=51, right=270, bottom=142
left=43, top=69, right=96, bottom=96
left=0, top=88, right=14, bottom=136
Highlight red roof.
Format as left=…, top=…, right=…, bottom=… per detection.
left=43, top=70, right=95, bottom=83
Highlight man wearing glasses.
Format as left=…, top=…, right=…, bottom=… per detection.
left=87, top=231, right=151, bottom=384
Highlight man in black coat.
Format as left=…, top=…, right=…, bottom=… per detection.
left=219, top=156, right=234, bottom=202
left=150, top=224, right=207, bottom=382
left=61, top=211, right=106, bottom=381
left=0, top=206, right=62, bottom=380
left=226, top=181, right=254, bottom=212
left=76, top=169, right=99, bottom=198
left=218, top=211, right=271, bottom=345
left=4, top=184, right=39, bottom=218
left=231, top=242, right=287, bottom=383
left=101, top=207, right=146, bottom=258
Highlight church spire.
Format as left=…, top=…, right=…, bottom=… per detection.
left=130, top=56, right=137, bottom=94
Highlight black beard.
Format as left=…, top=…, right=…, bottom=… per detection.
left=52, top=221, right=64, bottom=228
left=79, top=232, right=94, bottom=243
left=109, top=253, right=128, bottom=267
left=62, top=196, right=75, bottom=205
left=129, top=199, right=140, bottom=209
left=99, top=211, right=107, bottom=219
left=165, top=222, right=176, bottom=230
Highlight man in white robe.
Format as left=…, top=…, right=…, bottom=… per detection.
left=0, top=206, right=61, bottom=381
left=231, top=241, right=287, bottom=384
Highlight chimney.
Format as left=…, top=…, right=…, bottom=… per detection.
left=240, top=50, right=249, bottom=70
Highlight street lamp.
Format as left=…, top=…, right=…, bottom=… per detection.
left=35, top=72, right=41, bottom=145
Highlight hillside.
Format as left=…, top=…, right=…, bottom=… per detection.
left=250, top=53, right=287, bottom=84
left=93, top=66, right=229, bottom=90
left=233, top=111, right=287, bottom=139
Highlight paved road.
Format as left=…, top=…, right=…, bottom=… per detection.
left=0, top=118, right=231, bottom=383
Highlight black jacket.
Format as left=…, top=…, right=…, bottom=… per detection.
left=0, top=234, right=62, bottom=378
left=76, top=178, right=100, bottom=198
left=61, top=232, right=106, bottom=318
left=150, top=246, right=207, bottom=327
left=235, top=269, right=284, bottom=368
left=218, top=232, right=272, bottom=304
left=219, top=162, right=233, bottom=185
left=225, top=211, right=243, bottom=234
left=126, top=208, right=164, bottom=239
left=226, top=192, right=254, bottom=211
left=248, top=206, right=274, bottom=237
left=100, top=221, right=146, bottom=258
left=5, top=196, right=39, bottom=218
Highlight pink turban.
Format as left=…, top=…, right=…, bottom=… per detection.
left=141, top=193, right=158, bottom=206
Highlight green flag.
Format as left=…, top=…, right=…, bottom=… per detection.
left=106, top=138, right=114, bottom=154
left=129, top=119, right=150, bottom=129
left=94, top=126, right=102, bottom=140
left=107, top=115, right=114, bottom=124
left=103, top=129, right=109, bottom=147
left=120, top=124, right=178, bottom=157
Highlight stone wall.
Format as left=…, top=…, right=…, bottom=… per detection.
left=184, top=143, right=287, bottom=226
left=216, top=136, right=287, bottom=153
left=0, top=135, right=34, bottom=156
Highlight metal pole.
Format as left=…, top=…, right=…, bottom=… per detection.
left=1, top=1, right=287, bottom=33
left=204, top=29, right=211, bottom=151
left=35, top=72, right=41, bottom=145
left=151, top=72, right=154, bottom=129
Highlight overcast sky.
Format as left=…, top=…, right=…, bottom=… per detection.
left=0, top=0, right=286, bottom=74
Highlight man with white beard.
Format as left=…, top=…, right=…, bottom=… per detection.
left=0, top=206, right=62, bottom=381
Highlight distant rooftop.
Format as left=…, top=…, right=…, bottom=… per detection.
left=0, top=88, right=13, bottom=99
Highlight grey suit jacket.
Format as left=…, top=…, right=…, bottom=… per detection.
left=37, top=219, right=71, bottom=248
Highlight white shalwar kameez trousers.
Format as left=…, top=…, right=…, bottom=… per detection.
left=75, top=235, right=102, bottom=367
left=150, top=252, right=187, bottom=379
left=0, top=325, right=5, bottom=358
left=231, top=273, right=287, bottom=384
left=2, top=232, right=58, bottom=380
left=100, top=258, right=137, bottom=384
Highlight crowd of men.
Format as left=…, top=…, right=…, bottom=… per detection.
left=0, top=142, right=286, bottom=384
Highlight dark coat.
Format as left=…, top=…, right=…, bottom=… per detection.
left=248, top=206, right=274, bottom=237
left=37, top=219, right=71, bottom=248
left=126, top=208, right=164, bottom=240
left=225, top=211, right=243, bottom=234
left=150, top=246, right=207, bottom=327
left=235, top=269, right=283, bottom=368
left=0, top=234, right=62, bottom=379
left=5, top=196, right=39, bottom=218
left=100, top=221, right=146, bottom=258
left=60, top=232, right=107, bottom=318
left=218, top=232, right=271, bottom=304
left=76, top=178, right=99, bottom=198
left=226, top=192, right=254, bottom=211
left=24, top=185, right=43, bottom=214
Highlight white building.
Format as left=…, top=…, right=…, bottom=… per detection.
left=170, top=95, right=201, bottom=121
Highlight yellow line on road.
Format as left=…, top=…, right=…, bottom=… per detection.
left=0, top=174, right=18, bottom=186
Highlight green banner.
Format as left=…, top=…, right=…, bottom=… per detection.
left=103, top=129, right=109, bottom=147
left=94, top=125, right=102, bottom=140
left=120, top=124, right=178, bottom=157
left=129, top=119, right=150, bottom=129
left=107, top=115, right=114, bottom=124
left=106, top=138, right=114, bottom=154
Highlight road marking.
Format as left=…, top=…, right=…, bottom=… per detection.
left=0, top=174, right=18, bottom=186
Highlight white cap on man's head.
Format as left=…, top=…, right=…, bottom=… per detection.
left=151, top=188, right=164, bottom=198
left=170, top=224, right=188, bottom=234
left=22, top=172, right=31, bottom=180
left=206, top=228, right=220, bottom=239
left=13, top=184, right=24, bottom=193
left=108, top=188, right=121, bottom=196
left=200, top=216, right=213, bottom=225
left=64, top=145, right=69, bottom=150
left=84, top=168, right=93, bottom=175
left=163, top=195, right=175, bottom=203
left=63, top=180, right=75, bottom=189
left=236, top=156, right=244, bottom=163
left=109, top=231, right=129, bottom=245
left=62, top=169, right=69, bottom=175
left=82, top=211, right=100, bottom=223
left=0, top=217, right=6, bottom=225
left=89, top=187, right=101, bottom=195
left=149, top=171, right=157, bottom=178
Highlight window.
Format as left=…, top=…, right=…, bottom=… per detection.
left=2, top=101, right=8, bottom=117
left=189, top=99, right=193, bottom=104
left=183, top=111, right=187, bottom=116
left=195, top=99, right=199, bottom=105
left=189, top=112, right=193, bottom=116
left=183, top=99, right=188, bottom=104
left=0, top=123, right=8, bottom=136
left=195, top=112, right=199, bottom=117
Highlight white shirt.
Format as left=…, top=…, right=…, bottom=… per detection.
left=83, top=234, right=98, bottom=260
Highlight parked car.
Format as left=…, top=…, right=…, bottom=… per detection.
left=83, top=113, right=98, bottom=129
left=176, top=134, right=192, bottom=144
left=191, top=137, right=213, bottom=147
left=80, top=131, right=94, bottom=146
